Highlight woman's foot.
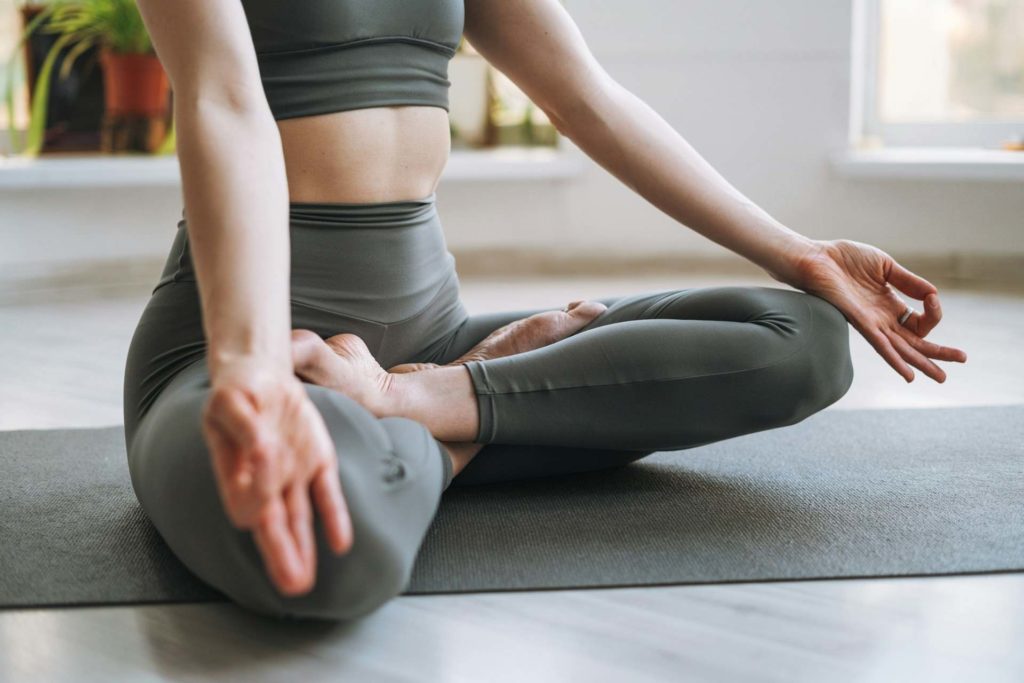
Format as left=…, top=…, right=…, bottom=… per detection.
left=291, top=299, right=606, bottom=477
left=291, top=330, right=477, bottom=439
left=385, top=298, right=606, bottom=477
left=388, top=299, right=607, bottom=373
left=291, top=330, right=396, bottom=416
left=291, top=329, right=481, bottom=475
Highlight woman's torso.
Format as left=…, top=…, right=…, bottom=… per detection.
left=238, top=0, right=464, bottom=203
left=277, top=106, right=450, bottom=204
left=125, top=2, right=469, bottom=438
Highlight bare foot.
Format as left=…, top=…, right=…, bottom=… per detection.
left=388, top=299, right=607, bottom=373
left=292, top=329, right=481, bottom=478
left=290, top=330, right=396, bottom=416
left=384, top=298, right=606, bottom=478
left=293, top=299, right=606, bottom=479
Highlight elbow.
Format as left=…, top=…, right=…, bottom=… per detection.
left=541, top=73, right=622, bottom=140
left=174, top=81, right=273, bottom=120
left=173, top=89, right=280, bottom=149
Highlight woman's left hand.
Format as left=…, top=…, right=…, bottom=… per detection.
left=785, top=238, right=967, bottom=383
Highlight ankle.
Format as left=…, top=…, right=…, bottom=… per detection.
left=373, top=365, right=479, bottom=443
left=442, top=440, right=485, bottom=476
left=372, top=371, right=419, bottom=420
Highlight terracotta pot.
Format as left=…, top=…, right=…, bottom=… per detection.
left=98, top=47, right=169, bottom=116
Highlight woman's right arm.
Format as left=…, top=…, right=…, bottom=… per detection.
left=138, top=0, right=289, bottom=377
left=136, top=0, right=353, bottom=595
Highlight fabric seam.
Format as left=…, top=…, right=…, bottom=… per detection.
left=256, top=35, right=457, bottom=59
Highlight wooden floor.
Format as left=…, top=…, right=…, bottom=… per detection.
left=1, top=272, right=1021, bottom=682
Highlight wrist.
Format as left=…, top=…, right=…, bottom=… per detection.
left=205, top=320, right=293, bottom=381
left=761, top=231, right=826, bottom=289
left=208, top=346, right=293, bottom=382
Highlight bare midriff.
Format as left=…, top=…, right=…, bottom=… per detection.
left=276, top=105, right=451, bottom=204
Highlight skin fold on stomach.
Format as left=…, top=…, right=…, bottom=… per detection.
left=276, top=105, right=452, bottom=204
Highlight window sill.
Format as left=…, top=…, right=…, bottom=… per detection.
left=830, top=147, right=1024, bottom=182
left=0, top=146, right=584, bottom=190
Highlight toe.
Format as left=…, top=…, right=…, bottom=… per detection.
left=324, top=332, right=370, bottom=358
left=527, top=299, right=607, bottom=344
left=565, top=300, right=607, bottom=323
left=291, top=329, right=325, bottom=371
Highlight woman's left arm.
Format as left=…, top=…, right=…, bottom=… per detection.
left=464, top=0, right=817, bottom=285
left=464, top=0, right=968, bottom=383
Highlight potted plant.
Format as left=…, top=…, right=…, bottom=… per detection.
left=4, top=2, right=105, bottom=154
left=4, top=0, right=172, bottom=156
left=4, top=2, right=61, bottom=155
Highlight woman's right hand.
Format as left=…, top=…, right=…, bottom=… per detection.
left=200, top=357, right=354, bottom=596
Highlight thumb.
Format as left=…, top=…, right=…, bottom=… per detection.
left=886, top=258, right=938, bottom=301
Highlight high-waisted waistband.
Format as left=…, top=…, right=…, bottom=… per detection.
left=286, top=192, right=439, bottom=229
left=156, top=192, right=461, bottom=324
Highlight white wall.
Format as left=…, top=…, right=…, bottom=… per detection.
left=2, top=0, right=1021, bottom=287
left=440, top=0, right=1022, bottom=259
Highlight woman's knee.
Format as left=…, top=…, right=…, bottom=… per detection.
left=231, top=515, right=413, bottom=621
left=766, top=291, right=854, bottom=424
left=130, top=381, right=442, bottom=622
left=245, top=411, right=445, bottom=620
left=252, top=410, right=446, bottom=620
left=802, top=292, right=855, bottom=402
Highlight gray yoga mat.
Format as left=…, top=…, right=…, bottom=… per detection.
left=1, top=405, right=1022, bottom=609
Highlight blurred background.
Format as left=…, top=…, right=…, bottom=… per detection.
left=1, top=0, right=1021, bottom=297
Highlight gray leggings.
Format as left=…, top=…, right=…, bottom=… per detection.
left=123, top=195, right=854, bottom=620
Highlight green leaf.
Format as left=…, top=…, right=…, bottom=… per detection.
left=58, top=34, right=97, bottom=81
left=24, top=33, right=76, bottom=157
left=6, top=1, right=162, bottom=156
left=3, top=3, right=63, bottom=155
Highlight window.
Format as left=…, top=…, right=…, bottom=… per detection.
left=0, top=3, right=26, bottom=135
left=852, top=0, right=1024, bottom=148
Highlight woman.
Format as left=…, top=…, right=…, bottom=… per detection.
left=123, top=0, right=967, bottom=620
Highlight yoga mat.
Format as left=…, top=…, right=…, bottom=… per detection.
left=1, top=405, right=1022, bottom=608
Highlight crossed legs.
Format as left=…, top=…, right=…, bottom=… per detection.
left=292, top=284, right=855, bottom=486
left=127, top=283, right=854, bottom=621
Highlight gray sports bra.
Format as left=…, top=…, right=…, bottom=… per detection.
left=240, top=0, right=464, bottom=120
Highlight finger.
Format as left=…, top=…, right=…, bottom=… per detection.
left=203, top=417, right=238, bottom=484
left=205, top=388, right=271, bottom=491
left=205, top=386, right=262, bottom=451
left=285, top=482, right=317, bottom=590
left=911, top=292, right=943, bottom=337
left=253, top=498, right=310, bottom=596
left=893, top=323, right=967, bottom=363
left=203, top=423, right=258, bottom=527
left=887, top=259, right=938, bottom=301
left=311, top=460, right=354, bottom=555
left=859, top=323, right=915, bottom=382
left=889, top=330, right=946, bottom=383
left=204, top=412, right=279, bottom=518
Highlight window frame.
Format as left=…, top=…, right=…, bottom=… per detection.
left=850, top=0, right=1024, bottom=149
